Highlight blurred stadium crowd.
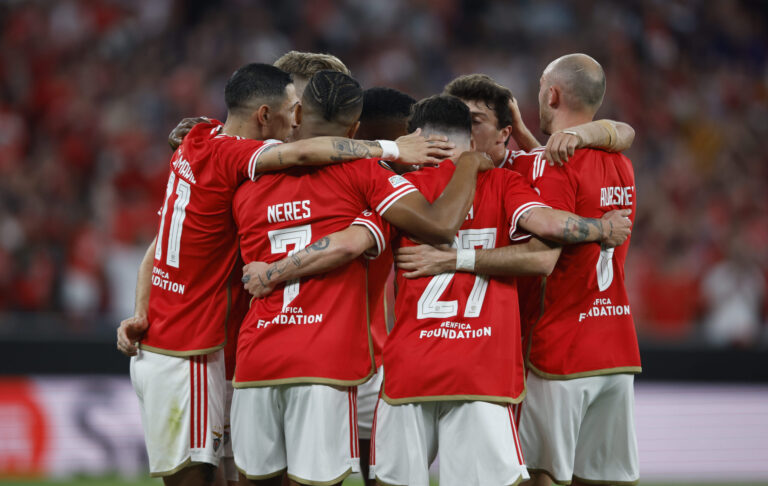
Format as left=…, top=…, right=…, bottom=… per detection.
left=0, top=0, right=766, bottom=347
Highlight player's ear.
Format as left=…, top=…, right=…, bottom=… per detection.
left=294, top=103, right=303, bottom=126
left=346, top=121, right=360, bottom=139
left=255, top=104, right=271, bottom=127
left=548, top=86, right=559, bottom=109
left=498, top=125, right=512, bottom=144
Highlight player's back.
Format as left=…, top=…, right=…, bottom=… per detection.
left=516, top=148, right=641, bottom=378
left=383, top=163, right=547, bottom=404
left=232, top=159, right=415, bottom=387
left=143, top=122, right=277, bottom=355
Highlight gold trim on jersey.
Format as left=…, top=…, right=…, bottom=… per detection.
left=526, top=361, right=642, bottom=380
left=138, top=342, right=224, bottom=357
left=572, top=474, right=639, bottom=486
left=149, top=458, right=210, bottom=478
left=233, top=371, right=374, bottom=389
left=524, top=276, right=642, bottom=380
left=380, top=387, right=526, bottom=406
left=507, top=476, right=526, bottom=486
left=526, top=467, right=571, bottom=485
left=237, top=465, right=286, bottom=480
left=288, top=468, right=353, bottom=486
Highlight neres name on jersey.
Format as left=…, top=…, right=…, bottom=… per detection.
left=600, top=185, right=634, bottom=207
left=267, top=200, right=311, bottom=223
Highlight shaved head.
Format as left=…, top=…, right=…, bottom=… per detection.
left=542, top=53, right=605, bottom=112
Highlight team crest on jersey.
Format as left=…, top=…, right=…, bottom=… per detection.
left=388, top=174, right=409, bottom=188
left=212, top=429, right=223, bottom=452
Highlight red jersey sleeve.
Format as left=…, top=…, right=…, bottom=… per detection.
left=357, top=159, right=420, bottom=216
left=216, top=134, right=282, bottom=184
left=352, top=209, right=394, bottom=259
left=502, top=170, right=550, bottom=241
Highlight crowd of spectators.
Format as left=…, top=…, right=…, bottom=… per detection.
left=1, top=0, right=766, bottom=346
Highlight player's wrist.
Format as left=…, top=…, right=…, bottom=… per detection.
left=456, top=248, right=476, bottom=272
left=560, top=128, right=585, bottom=148
left=377, top=140, right=400, bottom=161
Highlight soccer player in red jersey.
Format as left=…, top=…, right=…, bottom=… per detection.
left=241, top=95, right=631, bottom=486
left=115, top=63, right=453, bottom=486
left=399, top=55, right=640, bottom=486
left=514, top=53, right=641, bottom=486
left=230, top=71, right=490, bottom=486
left=241, top=85, right=416, bottom=486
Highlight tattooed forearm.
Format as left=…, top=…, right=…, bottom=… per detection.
left=307, top=236, right=330, bottom=251
left=261, top=236, right=334, bottom=284
left=329, top=139, right=377, bottom=161
left=562, top=217, right=604, bottom=243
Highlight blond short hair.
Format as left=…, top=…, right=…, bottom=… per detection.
left=273, top=51, right=350, bottom=78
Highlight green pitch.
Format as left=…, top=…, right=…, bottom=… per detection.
left=1, top=477, right=767, bottom=486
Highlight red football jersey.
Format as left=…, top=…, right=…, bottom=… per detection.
left=142, top=122, right=280, bottom=355
left=382, top=162, right=548, bottom=404
left=354, top=210, right=396, bottom=368
left=512, top=148, right=641, bottom=378
left=232, top=159, right=417, bottom=387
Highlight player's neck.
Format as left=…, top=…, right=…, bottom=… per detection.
left=221, top=116, right=265, bottom=141
left=549, top=112, right=593, bottom=134
left=298, top=119, right=349, bottom=139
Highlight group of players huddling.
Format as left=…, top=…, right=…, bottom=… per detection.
left=117, top=50, right=641, bottom=486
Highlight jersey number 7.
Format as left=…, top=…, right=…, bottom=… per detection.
left=417, top=228, right=496, bottom=319
left=268, top=225, right=312, bottom=311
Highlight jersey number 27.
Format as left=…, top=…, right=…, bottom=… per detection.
left=417, top=228, right=496, bottom=319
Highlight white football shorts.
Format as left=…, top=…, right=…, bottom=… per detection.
left=371, top=399, right=529, bottom=486
left=357, top=366, right=383, bottom=440
left=517, top=372, right=639, bottom=485
left=130, top=349, right=226, bottom=477
left=232, top=384, right=360, bottom=484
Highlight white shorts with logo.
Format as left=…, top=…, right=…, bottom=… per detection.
left=357, top=366, right=383, bottom=440
left=371, top=399, right=528, bottom=486
left=232, top=384, right=360, bottom=484
left=517, top=372, right=639, bottom=485
left=130, top=349, right=226, bottom=477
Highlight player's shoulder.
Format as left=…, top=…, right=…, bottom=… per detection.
left=403, top=160, right=452, bottom=188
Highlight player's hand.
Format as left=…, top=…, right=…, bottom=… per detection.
left=242, top=261, right=275, bottom=298
left=168, top=116, right=211, bottom=150
left=508, top=97, right=526, bottom=131
left=544, top=130, right=582, bottom=166
left=116, top=316, right=149, bottom=356
left=456, top=150, right=494, bottom=172
left=395, top=244, right=456, bottom=278
left=600, top=209, right=632, bottom=247
left=394, top=129, right=456, bottom=165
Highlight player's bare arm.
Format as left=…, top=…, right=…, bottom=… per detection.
left=116, top=237, right=155, bottom=356
left=519, top=207, right=632, bottom=247
left=545, top=120, right=635, bottom=165
left=381, top=151, right=493, bottom=245
left=396, top=237, right=561, bottom=279
left=508, top=97, right=541, bottom=151
left=254, top=129, right=455, bottom=172
left=242, top=225, right=376, bottom=298
left=168, top=116, right=211, bottom=150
